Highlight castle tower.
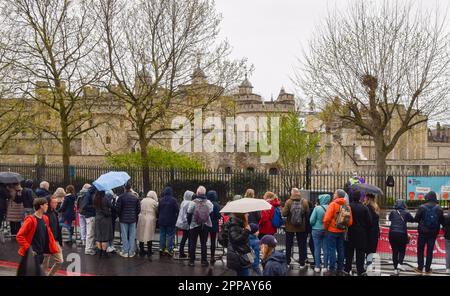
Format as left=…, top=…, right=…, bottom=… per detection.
left=191, top=55, right=208, bottom=85
left=276, top=87, right=295, bottom=105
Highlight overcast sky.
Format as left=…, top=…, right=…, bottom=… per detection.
left=215, top=0, right=448, bottom=105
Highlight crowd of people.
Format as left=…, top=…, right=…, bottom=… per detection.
left=1, top=178, right=450, bottom=277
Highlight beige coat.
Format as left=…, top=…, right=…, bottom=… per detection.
left=136, top=192, right=158, bottom=242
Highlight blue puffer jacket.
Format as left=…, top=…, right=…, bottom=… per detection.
left=389, top=200, right=414, bottom=234
left=262, top=251, right=288, bottom=276
left=116, top=191, right=141, bottom=224
left=157, top=187, right=179, bottom=227
left=207, top=190, right=221, bottom=233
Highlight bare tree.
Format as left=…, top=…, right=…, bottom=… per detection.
left=95, top=0, right=248, bottom=192
left=297, top=1, right=450, bottom=176
left=1, top=0, right=107, bottom=182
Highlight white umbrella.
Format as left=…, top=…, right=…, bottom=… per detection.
left=220, top=198, right=272, bottom=214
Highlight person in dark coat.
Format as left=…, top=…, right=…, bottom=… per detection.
left=35, top=181, right=51, bottom=199
left=413, top=191, right=444, bottom=274
left=388, top=199, right=415, bottom=274
left=116, top=182, right=141, bottom=258
left=93, top=191, right=113, bottom=258
left=0, top=184, right=9, bottom=229
left=43, top=195, right=63, bottom=276
left=157, top=186, right=179, bottom=257
left=260, top=235, right=288, bottom=276
left=344, top=190, right=371, bottom=276
left=59, top=185, right=77, bottom=243
left=206, top=190, right=221, bottom=264
left=223, top=213, right=252, bottom=276
left=365, top=194, right=380, bottom=268
left=21, top=179, right=36, bottom=216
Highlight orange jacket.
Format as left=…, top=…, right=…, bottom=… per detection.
left=323, top=197, right=353, bottom=233
left=16, top=214, right=59, bottom=257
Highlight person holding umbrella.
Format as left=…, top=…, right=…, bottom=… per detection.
left=219, top=197, right=272, bottom=276
left=0, top=172, right=25, bottom=236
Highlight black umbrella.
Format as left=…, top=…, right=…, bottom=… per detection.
left=0, top=172, right=24, bottom=184
left=350, top=183, right=384, bottom=196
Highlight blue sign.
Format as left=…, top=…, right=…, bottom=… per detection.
left=69, top=165, right=75, bottom=178
left=406, top=176, right=450, bottom=201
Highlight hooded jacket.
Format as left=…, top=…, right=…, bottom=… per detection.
left=157, top=187, right=179, bottom=227
left=414, top=202, right=444, bottom=235
left=79, top=186, right=96, bottom=218
left=347, top=200, right=371, bottom=250
left=262, top=250, right=288, bottom=276
left=16, top=214, right=59, bottom=257
left=136, top=192, right=158, bottom=242
left=207, top=190, right=221, bottom=233
left=176, top=191, right=194, bottom=230
left=282, top=195, right=310, bottom=232
left=323, top=197, right=353, bottom=233
left=310, top=194, right=331, bottom=231
left=116, top=190, right=141, bottom=224
left=389, top=200, right=415, bottom=235
left=259, top=198, right=282, bottom=235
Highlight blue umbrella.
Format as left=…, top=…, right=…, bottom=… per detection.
left=93, top=171, right=131, bottom=191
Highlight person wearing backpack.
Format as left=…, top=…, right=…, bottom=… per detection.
left=206, top=190, right=221, bottom=265
left=388, top=199, right=415, bottom=275
left=259, top=192, right=281, bottom=239
left=187, top=186, right=213, bottom=267
left=413, top=191, right=444, bottom=275
left=281, top=188, right=309, bottom=267
left=344, top=190, right=371, bottom=276
left=309, top=194, right=331, bottom=273
left=323, top=189, right=353, bottom=276
left=156, top=186, right=178, bottom=258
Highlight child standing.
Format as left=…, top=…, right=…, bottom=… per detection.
left=249, top=223, right=262, bottom=275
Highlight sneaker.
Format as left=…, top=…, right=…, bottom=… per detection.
left=106, top=246, right=116, bottom=253
left=166, top=251, right=174, bottom=258
left=85, top=250, right=96, bottom=256
left=188, top=261, right=195, bottom=267
left=119, top=251, right=129, bottom=258
left=397, top=264, right=405, bottom=271
left=322, top=268, right=328, bottom=273
left=446, top=269, right=450, bottom=274
left=414, top=268, right=423, bottom=275
left=314, top=267, right=321, bottom=273
left=393, top=269, right=400, bottom=275
left=299, top=264, right=306, bottom=269
left=129, top=252, right=136, bottom=258
left=366, top=264, right=373, bottom=272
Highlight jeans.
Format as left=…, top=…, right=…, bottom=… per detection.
left=312, top=230, right=328, bottom=269
left=446, top=239, right=450, bottom=270
left=179, top=229, right=189, bottom=256
left=189, top=226, right=209, bottom=263
left=85, top=217, right=96, bottom=253
left=389, top=232, right=408, bottom=269
left=285, top=231, right=307, bottom=265
left=159, top=226, right=175, bottom=253
left=327, top=232, right=345, bottom=272
left=79, top=214, right=87, bottom=242
left=209, top=231, right=217, bottom=261
left=237, top=268, right=250, bottom=276
left=344, top=241, right=366, bottom=275
left=120, top=223, right=137, bottom=255
left=417, top=232, right=438, bottom=272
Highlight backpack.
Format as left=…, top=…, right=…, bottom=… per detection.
left=335, top=204, right=351, bottom=230
left=193, top=199, right=210, bottom=225
left=423, top=205, right=440, bottom=231
left=289, top=200, right=305, bottom=227
left=271, top=207, right=283, bottom=228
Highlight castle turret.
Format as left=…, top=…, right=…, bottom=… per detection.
left=191, top=56, right=207, bottom=85
left=239, top=74, right=253, bottom=95
left=276, top=87, right=295, bottom=104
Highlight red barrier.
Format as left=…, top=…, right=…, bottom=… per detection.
left=377, top=227, right=446, bottom=259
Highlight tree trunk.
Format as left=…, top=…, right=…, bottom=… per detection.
left=62, top=134, right=71, bottom=186
left=139, top=138, right=150, bottom=195
left=374, top=135, right=388, bottom=197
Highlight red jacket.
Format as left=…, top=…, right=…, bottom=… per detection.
left=16, top=214, right=59, bottom=257
left=259, top=198, right=281, bottom=235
